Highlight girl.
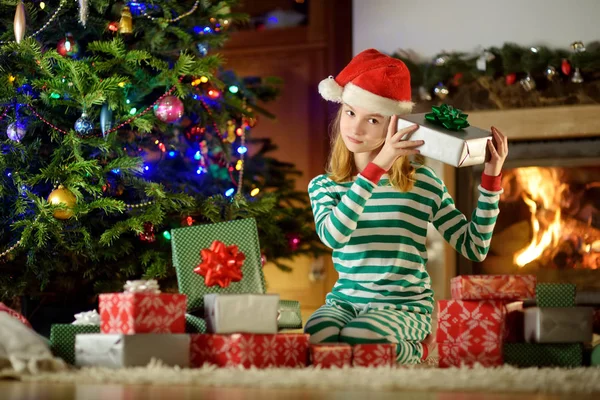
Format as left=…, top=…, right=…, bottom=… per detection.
left=305, top=49, right=507, bottom=364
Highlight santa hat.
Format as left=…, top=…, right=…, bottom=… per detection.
left=318, top=48, right=414, bottom=116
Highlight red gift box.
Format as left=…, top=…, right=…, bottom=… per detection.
left=99, top=293, right=186, bottom=334
left=310, top=343, right=352, bottom=369
left=437, top=300, right=505, bottom=368
left=451, top=275, right=536, bottom=301
left=190, top=333, right=309, bottom=368
left=352, top=343, right=396, bottom=367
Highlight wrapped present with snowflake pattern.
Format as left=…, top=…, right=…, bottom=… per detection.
left=436, top=299, right=506, bottom=368
left=99, top=280, right=186, bottom=334
left=171, top=218, right=266, bottom=312
left=352, top=343, right=396, bottom=367
left=310, top=343, right=352, bottom=369
left=451, top=275, right=536, bottom=301
left=190, top=333, right=309, bottom=368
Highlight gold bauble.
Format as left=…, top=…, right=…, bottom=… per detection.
left=119, top=6, right=133, bottom=34
left=48, top=185, right=76, bottom=219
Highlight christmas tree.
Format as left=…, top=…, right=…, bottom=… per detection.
left=0, top=0, right=325, bottom=315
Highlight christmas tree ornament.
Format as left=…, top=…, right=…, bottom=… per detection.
left=197, top=42, right=208, bottom=56
left=14, top=2, right=26, bottom=44
left=451, top=73, right=463, bottom=86
left=260, top=253, right=267, bottom=267
left=75, top=112, right=94, bottom=135
left=120, top=6, right=133, bottom=34
left=57, top=34, right=79, bottom=57
left=476, top=50, right=495, bottom=72
left=433, top=84, right=449, bottom=100
left=226, top=120, right=236, bottom=143
left=139, top=222, right=155, bottom=242
left=561, top=59, right=572, bottom=75
left=433, top=54, right=449, bottom=66
left=519, top=74, right=536, bottom=92
left=7, top=121, right=26, bottom=142
left=78, top=0, right=89, bottom=27
left=505, top=73, right=517, bottom=85
left=571, top=41, right=586, bottom=53
left=48, top=185, right=76, bottom=220
left=571, top=67, right=584, bottom=83
left=100, top=103, right=113, bottom=138
left=544, top=66, right=557, bottom=81
left=108, top=21, right=119, bottom=32
left=154, top=96, right=184, bottom=123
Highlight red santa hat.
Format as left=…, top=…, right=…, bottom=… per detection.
left=318, top=48, right=414, bottom=116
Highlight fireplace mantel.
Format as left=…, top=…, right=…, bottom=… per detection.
left=467, top=104, right=600, bottom=141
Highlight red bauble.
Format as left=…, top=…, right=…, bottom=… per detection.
left=505, top=73, right=517, bottom=86
left=287, top=234, right=301, bottom=251
left=140, top=222, right=156, bottom=242
left=154, top=96, right=184, bottom=123
left=561, top=59, right=572, bottom=75
left=451, top=72, right=463, bottom=86
left=57, top=34, right=79, bottom=57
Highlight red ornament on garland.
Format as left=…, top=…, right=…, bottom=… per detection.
left=287, top=234, right=301, bottom=251
left=561, top=59, right=572, bottom=75
left=139, top=222, right=156, bottom=242
left=505, top=73, right=517, bottom=86
left=194, top=240, right=245, bottom=288
left=154, top=96, right=184, bottom=123
left=451, top=72, right=463, bottom=87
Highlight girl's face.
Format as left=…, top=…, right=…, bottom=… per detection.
left=339, top=103, right=390, bottom=154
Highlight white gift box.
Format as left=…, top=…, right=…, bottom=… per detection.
left=75, top=334, right=190, bottom=369
left=204, top=293, right=280, bottom=334
left=397, top=112, right=492, bottom=167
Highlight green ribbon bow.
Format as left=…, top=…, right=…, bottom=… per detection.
left=425, top=104, right=470, bottom=131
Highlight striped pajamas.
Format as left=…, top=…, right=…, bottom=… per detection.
left=305, top=163, right=502, bottom=364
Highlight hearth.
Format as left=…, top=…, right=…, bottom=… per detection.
left=456, top=136, right=600, bottom=290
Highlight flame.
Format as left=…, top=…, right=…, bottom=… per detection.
left=513, top=167, right=568, bottom=267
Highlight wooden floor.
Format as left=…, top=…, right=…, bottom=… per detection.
left=1, top=382, right=597, bottom=400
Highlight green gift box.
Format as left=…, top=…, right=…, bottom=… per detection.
left=186, top=314, right=207, bottom=333
left=278, top=300, right=303, bottom=330
left=503, top=343, right=583, bottom=368
left=49, top=324, right=101, bottom=365
left=536, top=283, right=576, bottom=308
left=172, top=218, right=266, bottom=311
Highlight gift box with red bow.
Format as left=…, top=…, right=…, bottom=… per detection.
left=99, top=280, right=186, bottom=334
left=310, top=343, right=352, bottom=369
left=171, top=218, right=266, bottom=312
left=190, top=333, right=309, bottom=368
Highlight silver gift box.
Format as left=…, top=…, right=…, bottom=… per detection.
left=204, top=293, right=280, bottom=334
left=524, top=307, right=594, bottom=344
left=75, top=334, right=190, bottom=369
left=397, top=113, right=492, bottom=167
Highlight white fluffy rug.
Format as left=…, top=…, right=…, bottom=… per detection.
left=4, top=361, right=600, bottom=394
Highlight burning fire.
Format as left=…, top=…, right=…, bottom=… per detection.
left=513, top=168, right=568, bottom=267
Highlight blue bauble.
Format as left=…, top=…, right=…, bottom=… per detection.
left=75, top=112, right=94, bottom=135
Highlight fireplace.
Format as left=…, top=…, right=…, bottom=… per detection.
left=456, top=135, right=600, bottom=290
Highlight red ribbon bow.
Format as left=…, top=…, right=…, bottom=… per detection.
left=194, top=240, right=245, bottom=288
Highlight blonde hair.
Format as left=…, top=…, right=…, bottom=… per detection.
left=326, top=106, right=421, bottom=192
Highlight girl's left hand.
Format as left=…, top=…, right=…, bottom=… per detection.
left=484, top=126, right=508, bottom=176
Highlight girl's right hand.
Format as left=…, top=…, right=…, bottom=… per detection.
left=372, top=115, right=424, bottom=171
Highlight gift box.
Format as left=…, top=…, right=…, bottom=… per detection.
left=278, top=300, right=303, bottom=330
left=437, top=300, right=505, bottom=368
left=503, top=343, right=583, bottom=368
left=310, top=343, right=352, bottom=369
left=204, top=293, right=279, bottom=334
left=450, top=275, right=536, bottom=301
left=186, top=313, right=207, bottom=333
left=190, top=333, right=309, bottom=368
left=99, top=292, right=186, bottom=334
left=172, top=218, right=266, bottom=311
left=524, top=307, right=594, bottom=343
left=75, top=334, right=190, bottom=369
left=50, top=324, right=101, bottom=365
left=352, top=343, right=396, bottom=367
left=536, top=283, right=576, bottom=308
left=396, top=105, right=491, bottom=167
left=591, top=345, right=600, bottom=367
left=504, top=302, right=525, bottom=343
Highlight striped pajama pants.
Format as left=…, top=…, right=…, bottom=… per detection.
left=304, top=300, right=432, bottom=364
